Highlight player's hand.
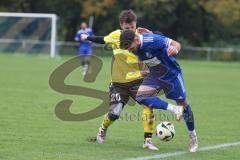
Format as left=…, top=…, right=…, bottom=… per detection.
left=137, top=27, right=153, bottom=34
left=167, top=46, right=179, bottom=56
left=80, top=34, right=88, bottom=41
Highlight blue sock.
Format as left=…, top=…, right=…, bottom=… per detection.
left=183, top=105, right=195, bottom=131
left=136, top=95, right=168, bottom=110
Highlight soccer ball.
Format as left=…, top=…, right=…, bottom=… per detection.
left=156, top=121, right=175, bottom=141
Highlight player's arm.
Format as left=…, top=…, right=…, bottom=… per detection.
left=157, top=35, right=181, bottom=56
left=138, top=27, right=180, bottom=55
left=81, top=29, right=121, bottom=45
left=82, top=30, right=120, bottom=51
left=153, top=34, right=181, bottom=56
left=87, top=36, right=105, bottom=44
left=81, top=34, right=105, bottom=44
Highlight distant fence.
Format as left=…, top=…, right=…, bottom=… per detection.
left=181, top=46, right=240, bottom=61
left=58, top=41, right=240, bottom=61
left=0, top=39, right=240, bottom=61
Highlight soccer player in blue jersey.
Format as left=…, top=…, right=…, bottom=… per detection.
left=120, top=30, right=198, bottom=152
left=75, top=22, right=94, bottom=75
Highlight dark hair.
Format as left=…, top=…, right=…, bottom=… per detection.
left=120, top=29, right=136, bottom=49
left=119, top=9, right=137, bottom=24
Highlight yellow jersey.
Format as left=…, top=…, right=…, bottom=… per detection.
left=104, top=29, right=143, bottom=83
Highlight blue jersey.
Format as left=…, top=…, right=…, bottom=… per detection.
left=75, top=28, right=94, bottom=49
left=137, top=33, right=181, bottom=80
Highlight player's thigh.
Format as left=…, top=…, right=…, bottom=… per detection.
left=128, top=79, right=143, bottom=99
left=136, top=76, right=160, bottom=97
left=137, top=85, right=158, bottom=97
left=81, top=55, right=91, bottom=62
left=166, top=74, right=187, bottom=102
left=85, top=55, right=92, bottom=63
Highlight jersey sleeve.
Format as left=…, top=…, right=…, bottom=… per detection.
left=90, top=30, right=94, bottom=36
left=74, top=32, right=80, bottom=41
left=87, top=36, right=105, bottom=44
left=88, top=28, right=94, bottom=36
left=153, top=34, right=172, bottom=49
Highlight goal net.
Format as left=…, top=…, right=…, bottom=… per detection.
left=0, top=12, right=57, bottom=58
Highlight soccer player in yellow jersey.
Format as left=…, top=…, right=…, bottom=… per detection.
left=81, top=10, right=158, bottom=150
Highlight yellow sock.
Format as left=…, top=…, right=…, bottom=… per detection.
left=142, top=107, right=155, bottom=134
left=101, top=113, right=114, bottom=129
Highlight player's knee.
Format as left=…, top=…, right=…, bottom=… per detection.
left=136, top=94, right=149, bottom=105
left=108, top=102, right=124, bottom=121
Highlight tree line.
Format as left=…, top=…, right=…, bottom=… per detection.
left=0, top=0, right=239, bottom=46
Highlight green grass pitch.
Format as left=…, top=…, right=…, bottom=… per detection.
left=0, top=53, right=240, bottom=160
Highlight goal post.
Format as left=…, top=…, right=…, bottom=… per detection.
left=0, top=12, right=58, bottom=58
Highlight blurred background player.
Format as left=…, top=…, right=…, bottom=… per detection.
left=74, top=22, right=94, bottom=75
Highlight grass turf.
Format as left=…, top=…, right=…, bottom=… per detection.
left=0, top=53, right=240, bottom=160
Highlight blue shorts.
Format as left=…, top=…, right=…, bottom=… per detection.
left=141, top=72, right=187, bottom=103
left=78, top=47, right=92, bottom=55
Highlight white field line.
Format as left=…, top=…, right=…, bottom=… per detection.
left=126, top=141, right=240, bottom=160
